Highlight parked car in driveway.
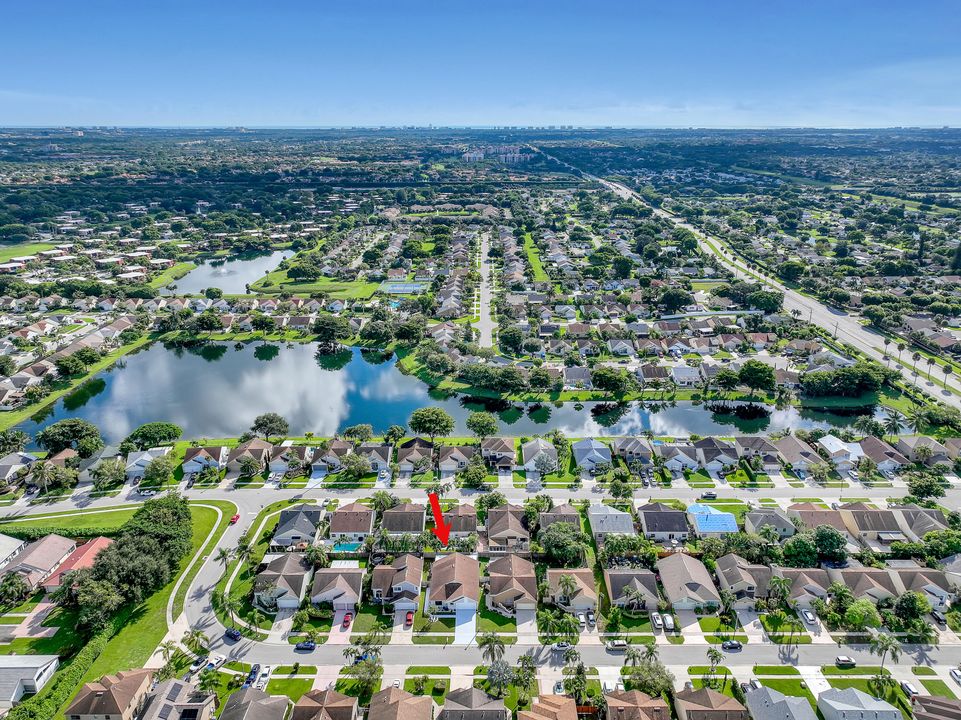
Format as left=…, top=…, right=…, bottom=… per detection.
left=189, top=656, right=208, bottom=673
left=342, top=612, right=353, bottom=629
left=801, top=609, right=817, bottom=625
left=405, top=611, right=414, bottom=626
left=950, top=668, right=961, bottom=685
left=651, top=612, right=663, bottom=630
left=662, top=614, right=675, bottom=632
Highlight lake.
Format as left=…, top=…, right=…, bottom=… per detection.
left=162, top=250, right=292, bottom=295
left=14, top=343, right=883, bottom=443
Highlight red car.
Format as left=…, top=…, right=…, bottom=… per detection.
left=342, top=612, right=353, bottom=629
left=229, top=514, right=240, bottom=524
left=405, top=611, right=414, bottom=626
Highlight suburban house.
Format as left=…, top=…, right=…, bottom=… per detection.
left=310, top=567, right=365, bottom=611
left=674, top=688, right=748, bottom=720
left=219, top=688, right=288, bottom=720
left=745, top=686, right=816, bottom=720
left=518, top=696, right=578, bottom=720
left=637, top=502, right=689, bottom=544
left=42, top=536, right=113, bottom=592
left=368, top=688, right=435, bottom=720
left=271, top=504, right=325, bottom=550
left=538, top=503, right=580, bottom=531
left=774, top=436, right=821, bottom=474
left=714, top=553, right=772, bottom=608
left=226, top=438, right=274, bottom=474
left=371, top=553, right=423, bottom=612
left=269, top=445, right=314, bottom=476
left=292, top=689, right=359, bottom=720
left=572, top=439, right=612, bottom=474
left=587, top=504, right=636, bottom=544
left=604, top=690, right=670, bottom=720
left=694, top=437, right=738, bottom=472
left=426, top=552, right=479, bottom=614
left=357, top=443, right=393, bottom=472
left=656, top=553, right=721, bottom=610
left=886, top=559, right=954, bottom=608
left=440, top=688, right=509, bottom=720
left=77, top=444, right=124, bottom=484
left=744, top=508, right=796, bottom=539
left=893, top=504, right=950, bottom=540
left=817, top=689, right=900, bottom=720
left=0, top=452, right=35, bottom=483
left=0, top=655, right=59, bottom=709
left=912, top=695, right=961, bottom=720
left=686, top=503, right=738, bottom=538
left=838, top=502, right=908, bottom=549
left=66, top=669, right=155, bottom=720
left=2, top=534, right=76, bottom=590
left=522, top=438, right=558, bottom=474
left=313, top=439, right=354, bottom=473
left=0, top=534, right=25, bottom=567
left=612, top=437, right=654, bottom=466
left=438, top=445, right=476, bottom=475
left=140, top=678, right=216, bottom=720
left=816, top=435, right=862, bottom=472
left=486, top=555, right=538, bottom=614
left=397, top=438, right=434, bottom=474
left=254, top=554, right=312, bottom=610
left=124, top=446, right=171, bottom=481
left=382, top=503, right=426, bottom=536
left=858, top=436, right=908, bottom=473
left=481, top=437, right=516, bottom=469
left=443, top=504, right=478, bottom=539
left=485, top=504, right=530, bottom=553
left=734, top=436, right=781, bottom=471
left=658, top=444, right=699, bottom=473
left=896, top=436, right=951, bottom=466
left=786, top=503, right=860, bottom=553
left=546, top=567, right=598, bottom=612
left=777, top=568, right=831, bottom=608
left=328, top=502, right=375, bottom=544
left=604, top=568, right=660, bottom=611
left=181, top=446, right=228, bottom=474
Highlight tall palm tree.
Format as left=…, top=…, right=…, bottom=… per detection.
left=768, top=575, right=792, bottom=611
left=158, top=640, right=179, bottom=663
left=868, top=631, right=901, bottom=677
left=182, top=627, right=208, bottom=652
left=538, top=610, right=560, bottom=641
left=214, top=547, right=233, bottom=576
left=706, top=646, right=723, bottom=680
left=624, top=645, right=644, bottom=667
left=197, top=669, right=220, bottom=694
left=558, top=574, right=578, bottom=605
left=643, top=643, right=659, bottom=662
left=883, top=410, right=904, bottom=439
left=478, top=632, right=506, bottom=664
left=564, top=646, right=581, bottom=666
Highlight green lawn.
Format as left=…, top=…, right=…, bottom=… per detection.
left=0, top=506, right=138, bottom=532
left=820, top=666, right=889, bottom=676
left=148, top=261, right=196, bottom=289
left=251, top=270, right=379, bottom=299
left=922, top=679, right=957, bottom=699
left=523, top=233, right=548, bottom=282
left=912, top=667, right=938, bottom=676
left=753, top=666, right=799, bottom=675
left=265, top=677, right=313, bottom=701
left=0, top=242, right=56, bottom=262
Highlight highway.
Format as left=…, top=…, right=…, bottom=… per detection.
left=535, top=148, right=961, bottom=411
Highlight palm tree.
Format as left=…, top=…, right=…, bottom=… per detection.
left=538, top=610, right=560, bottom=641
left=214, top=547, right=233, bottom=576
left=158, top=640, right=179, bottom=663
left=342, top=645, right=361, bottom=664
left=197, top=669, right=220, bottom=694
left=182, top=627, right=208, bottom=652
left=477, top=632, right=506, bottom=664
left=558, top=574, right=578, bottom=605
left=706, top=646, right=723, bottom=682
left=927, top=357, right=935, bottom=380
left=643, top=642, right=659, bottom=662
left=768, top=575, right=792, bottom=611
left=911, top=352, right=921, bottom=375
left=564, top=646, right=581, bottom=666
left=30, top=462, right=53, bottom=494
left=897, top=342, right=906, bottom=364
left=624, top=645, right=644, bottom=667
left=908, top=406, right=928, bottom=434
left=868, top=631, right=901, bottom=677
left=217, top=591, right=240, bottom=628
left=883, top=410, right=904, bottom=439
left=758, top=524, right=781, bottom=545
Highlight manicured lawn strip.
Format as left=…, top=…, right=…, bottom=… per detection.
left=404, top=677, right=450, bottom=702
left=412, top=635, right=453, bottom=644
left=922, top=679, right=957, bottom=698
left=912, top=667, right=938, bottom=676
left=407, top=666, right=451, bottom=675
left=820, top=666, right=889, bottom=676
left=753, top=666, right=799, bottom=675
left=0, top=506, right=138, bottom=532
left=275, top=664, right=317, bottom=675
left=0, top=242, right=56, bottom=262
left=523, top=232, right=548, bottom=282
left=171, top=500, right=237, bottom=618
left=265, top=677, right=313, bottom=701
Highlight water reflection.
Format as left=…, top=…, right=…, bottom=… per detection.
left=161, top=250, right=292, bottom=295
left=15, top=343, right=881, bottom=443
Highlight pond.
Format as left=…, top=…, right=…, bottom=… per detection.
left=15, top=343, right=883, bottom=443
left=162, top=250, right=292, bottom=295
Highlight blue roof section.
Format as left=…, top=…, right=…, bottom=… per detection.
left=687, top=503, right=738, bottom=532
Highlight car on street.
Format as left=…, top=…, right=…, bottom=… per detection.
left=552, top=642, right=572, bottom=652
left=651, top=612, right=663, bottom=629
left=189, top=656, right=208, bottom=673
left=139, top=489, right=156, bottom=497
left=801, top=609, right=817, bottom=625
left=295, top=640, right=316, bottom=651
left=950, top=668, right=961, bottom=685
left=405, top=611, right=414, bottom=626
left=224, top=628, right=242, bottom=641
left=342, top=612, right=353, bottom=629
left=554, top=681, right=565, bottom=694
left=606, top=640, right=628, bottom=651
left=392, top=679, right=401, bottom=688
left=229, top=514, right=240, bottom=524
left=721, top=640, right=742, bottom=651
left=700, top=491, right=717, bottom=500
left=835, top=656, right=856, bottom=668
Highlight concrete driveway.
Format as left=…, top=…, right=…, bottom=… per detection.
left=454, top=608, right=476, bottom=645
left=391, top=609, right=414, bottom=645
left=327, top=610, right=353, bottom=645
left=516, top=609, right=538, bottom=642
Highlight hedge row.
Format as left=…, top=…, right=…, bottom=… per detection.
left=6, top=626, right=112, bottom=720
left=0, top=525, right=121, bottom=542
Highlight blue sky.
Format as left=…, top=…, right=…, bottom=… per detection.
left=3, top=1, right=960, bottom=127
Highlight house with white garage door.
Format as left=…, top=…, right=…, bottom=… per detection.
left=426, top=552, right=479, bottom=615
left=310, top=566, right=365, bottom=611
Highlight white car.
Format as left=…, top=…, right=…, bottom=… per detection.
left=576, top=612, right=587, bottom=628
left=189, top=656, right=208, bottom=673
left=662, top=614, right=675, bottom=632
left=651, top=612, right=663, bottom=630
left=950, top=668, right=961, bottom=685
left=801, top=609, right=817, bottom=625
left=139, top=489, right=156, bottom=497
left=256, top=665, right=272, bottom=689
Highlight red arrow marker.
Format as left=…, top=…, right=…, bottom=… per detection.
left=428, top=492, right=451, bottom=545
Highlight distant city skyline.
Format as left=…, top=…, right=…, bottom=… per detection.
left=4, top=0, right=960, bottom=128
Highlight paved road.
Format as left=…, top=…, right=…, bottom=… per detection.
left=534, top=147, right=961, bottom=410
left=8, top=477, right=961, bottom=669
left=476, top=231, right=495, bottom=348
